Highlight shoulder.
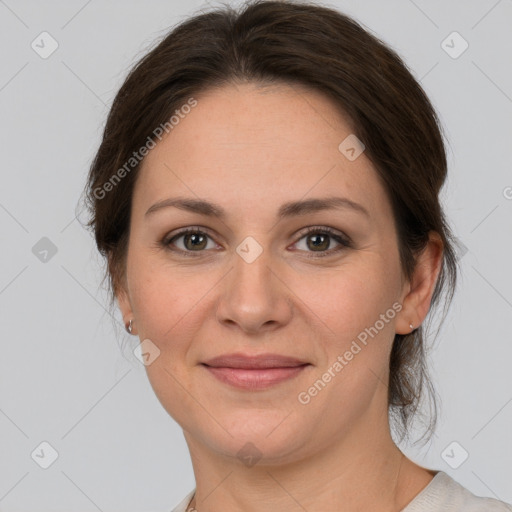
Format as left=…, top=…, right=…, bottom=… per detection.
left=170, top=488, right=195, bottom=512
left=403, top=471, right=512, bottom=512
left=170, top=475, right=512, bottom=512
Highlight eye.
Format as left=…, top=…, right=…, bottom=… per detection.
left=292, top=226, right=351, bottom=257
left=161, top=226, right=351, bottom=257
left=163, top=228, right=217, bottom=254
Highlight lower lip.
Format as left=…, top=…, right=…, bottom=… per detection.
left=202, top=364, right=309, bottom=390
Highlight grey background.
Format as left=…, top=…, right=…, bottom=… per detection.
left=0, top=0, right=511, bottom=510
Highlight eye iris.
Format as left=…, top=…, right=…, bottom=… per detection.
left=307, top=233, right=329, bottom=251
left=184, top=232, right=207, bottom=250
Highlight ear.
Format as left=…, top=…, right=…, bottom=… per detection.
left=116, top=286, right=135, bottom=332
left=109, top=253, right=137, bottom=335
left=395, top=231, right=444, bottom=335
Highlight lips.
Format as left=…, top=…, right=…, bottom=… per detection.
left=201, top=353, right=311, bottom=390
left=202, top=353, right=309, bottom=369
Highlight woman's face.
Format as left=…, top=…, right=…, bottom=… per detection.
left=118, top=82, right=418, bottom=463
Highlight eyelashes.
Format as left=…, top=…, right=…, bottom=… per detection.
left=161, top=225, right=352, bottom=258
left=289, top=226, right=352, bottom=257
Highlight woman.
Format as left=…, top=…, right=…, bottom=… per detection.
left=82, top=1, right=512, bottom=510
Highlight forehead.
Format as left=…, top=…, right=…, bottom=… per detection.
left=133, top=82, right=390, bottom=222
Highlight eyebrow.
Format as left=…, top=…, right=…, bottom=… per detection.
left=145, top=196, right=370, bottom=220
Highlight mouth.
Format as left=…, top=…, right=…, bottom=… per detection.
left=201, top=353, right=311, bottom=390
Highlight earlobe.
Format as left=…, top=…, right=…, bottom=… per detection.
left=115, top=286, right=136, bottom=335
left=395, top=231, right=444, bottom=335
left=395, top=317, right=417, bottom=336
left=109, top=252, right=135, bottom=333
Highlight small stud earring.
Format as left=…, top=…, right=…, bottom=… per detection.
left=126, top=319, right=133, bottom=334
left=409, top=323, right=414, bottom=330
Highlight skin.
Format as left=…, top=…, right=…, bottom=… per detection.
left=116, top=82, right=443, bottom=511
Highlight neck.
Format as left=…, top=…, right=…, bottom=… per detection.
left=183, top=406, right=433, bottom=511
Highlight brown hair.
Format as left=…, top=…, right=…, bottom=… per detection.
left=81, top=0, right=459, bottom=445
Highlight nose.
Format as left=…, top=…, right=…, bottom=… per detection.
left=215, top=241, right=293, bottom=335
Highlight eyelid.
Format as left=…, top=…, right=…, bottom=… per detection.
left=162, top=226, right=219, bottom=256
left=162, top=225, right=352, bottom=256
left=290, top=225, right=352, bottom=257
left=294, top=225, right=351, bottom=245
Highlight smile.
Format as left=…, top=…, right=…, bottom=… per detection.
left=201, top=364, right=310, bottom=390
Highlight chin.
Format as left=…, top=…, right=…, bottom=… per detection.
left=188, top=408, right=315, bottom=466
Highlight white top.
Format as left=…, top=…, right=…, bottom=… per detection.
left=170, top=471, right=512, bottom=511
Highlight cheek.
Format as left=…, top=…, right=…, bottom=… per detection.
left=128, top=254, right=207, bottom=340
left=127, top=264, right=211, bottom=423
left=292, top=267, right=401, bottom=423
left=292, top=260, right=401, bottom=350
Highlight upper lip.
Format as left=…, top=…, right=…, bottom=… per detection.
left=202, top=353, right=309, bottom=369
